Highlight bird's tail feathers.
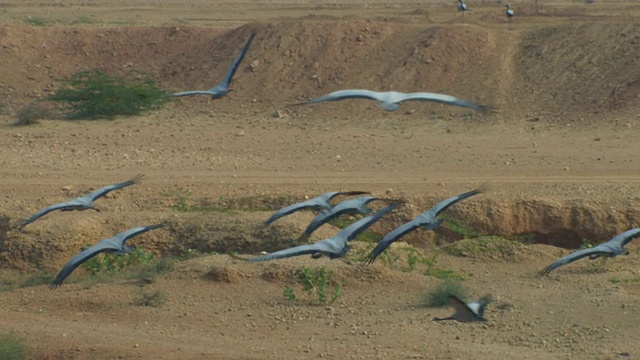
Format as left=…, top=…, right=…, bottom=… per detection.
left=474, top=182, right=492, bottom=194
left=129, top=173, right=145, bottom=183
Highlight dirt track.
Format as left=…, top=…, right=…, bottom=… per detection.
left=1, top=1, right=640, bottom=359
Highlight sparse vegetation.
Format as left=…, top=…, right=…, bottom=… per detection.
left=424, top=280, right=469, bottom=307
left=13, top=101, right=54, bottom=126
left=24, top=16, right=50, bottom=26
left=444, top=236, right=525, bottom=260
left=579, top=238, right=594, bottom=250
left=442, top=216, right=478, bottom=238
left=283, top=267, right=343, bottom=304
left=134, top=289, right=166, bottom=307
left=0, top=332, right=27, bottom=360
left=162, top=189, right=233, bottom=213
left=0, top=272, right=55, bottom=291
left=49, top=69, right=169, bottom=120
left=81, top=248, right=155, bottom=274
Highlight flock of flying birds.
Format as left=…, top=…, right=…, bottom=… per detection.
left=19, top=175, right=640, bottom=322
left=18, top=9, right=636, bottom=323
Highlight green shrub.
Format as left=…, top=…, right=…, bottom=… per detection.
left=49, top=69, right=169, bottom=120
left=81, top=248, right=155, bottom=274
left=0, top=332, right=27, bottom=360
left=284, top=267, right=343, bottom=304
left=13, top=101, right=54, bottom=126
left=424, top=280, right=469, bottom=307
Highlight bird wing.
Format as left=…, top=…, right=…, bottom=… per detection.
left=50, top=239, right=121, bottom=288
left=609, top=227, right=640, bottom=247
left=21, top=200, right=78, bottom=228
left=246, top=243, right=325, bottom=262
left=365, top=217, right=420, bottom=264
left=341, top=201, right=400, bottom=242
left=115, top=224, right=164, bottom=246
left=428, top=183, right=490, bottom=218
left=169, top=90, right=215, bottom=97
left=538, top=245, right=612, bottom=276
left=398, top=92, right=489, bottom=112
left=333, top=190, right=372, bottom=199
left=219, top=33, right=256, bottom=89
left=264, top=199, right=326, bottom=225
left=86, top=174, right=144, bottom=201
left=447, top=295, right=485, bottom=321
left=306, top=89, right=382, bottom=104
left=298, top=208, right=339, bottom=241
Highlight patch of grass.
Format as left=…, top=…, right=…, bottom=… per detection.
left=579, top=238, right=594, bottom=250
left=0, top=332, right=28, bottom=360
left=443, top=236, right=525, bottom=261
left=284, top=267, right=343, bottom=305
left=81, top=248, right=155, bottom=274
left=13, top=101, right=54, bottom=126
left=0, top=272, right=55, bottom=291
left=134, top=289, right=166, bottom=307
left=424, top=280, right=469, bottom=307
left=68, top=16, right=95, bottom=25
left=441, top=216, right=478, bottom=238
left=24, top=16, right=50, bottom=26
left=610, top=276, right=640, bottom=285
left=161, top=189, right=233, bottom=213
left=49, top=69, right=169, bottom=120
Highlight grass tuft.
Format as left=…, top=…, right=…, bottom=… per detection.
left=424, top=280, right=469, bottom=307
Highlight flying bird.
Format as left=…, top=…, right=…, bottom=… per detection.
left=365, top=184, right=489, bottom=264
left=298, top=196, right=393, bottom=241
left=538, top=228, right=640, bottom=276
left=505, top=4, right=514, bottom=17
left=247, top=201, right=401, bottom=262
left=50, top=224, right=164, bottom=288
left=170, top=33, right=255, bottom=98
left=433, top=295, right=492, bottom=323
left=298, top=90, right=490, bottom=112
left=264, top=191, right=371, bottom=226
left=20, top=174, right=144, bottom=230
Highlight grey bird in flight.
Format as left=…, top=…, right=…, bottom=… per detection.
left=20, top=174, right=144, bottom=230
left=538, top=228, right=640, bottom=276
left=248, top=201, right=401, bottom=262
left=264, top=191, right=371, bottom=226
left=433, top=295, right=492, bottom=323
left=170, top=33, right=255, bottom=98
left=50, top=224, right=164, bottom=289
left=298, top=89, right=490, bottom=112
left=298, top=196, right=393, bottom=241
left=365, top=184, right=489, bottom=264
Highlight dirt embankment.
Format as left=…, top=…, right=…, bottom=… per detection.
left=0, top=19, right=638, bottom=122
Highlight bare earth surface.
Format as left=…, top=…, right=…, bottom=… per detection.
left=1, top=1, right=640, bottom=359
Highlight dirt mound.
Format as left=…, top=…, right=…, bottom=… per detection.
left=1, top=20, right=638, bottom=122
left=515, top=22, right=640, bottom=120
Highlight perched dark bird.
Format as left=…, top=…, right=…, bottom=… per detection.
left=298, top=196, right=393, bottom=241
left=538, top=228, right=640, bottom=276
left=298, top=89, right=490, bottom=112
left=263, top=191, right=371, bottom=226
left=170, top=33, right=255, bottom=98
left=433, top=295, right=492, bottom=323
left=50, top=224, right=164, bottom=289
left=20, top=174, right=144, bottom=230
left=247, top=201, right=401, bottom=262
left=365, top=184, right=489, bottom=264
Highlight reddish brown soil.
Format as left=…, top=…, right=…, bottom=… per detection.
left=0, top=1, right=640, bottom=359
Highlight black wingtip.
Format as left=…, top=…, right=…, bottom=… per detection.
left=538, top=266, right=551, bottom=277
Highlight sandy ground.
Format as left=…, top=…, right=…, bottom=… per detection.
left=0, top=1, right=640, bottom=359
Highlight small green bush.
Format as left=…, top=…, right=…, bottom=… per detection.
left=424, top=280, right=469, bottom=307
left=284, top=267, right=343, bottom=304
left=81, top=248, right=155, bottom=274
left=0, top=332, right=28, bottom=360
left=49, top=69, right=169, bottom=120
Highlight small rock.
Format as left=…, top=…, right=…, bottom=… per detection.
left=61, top=185, right=73, bottom=191
left=236, top=130, right=245, bottom=137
